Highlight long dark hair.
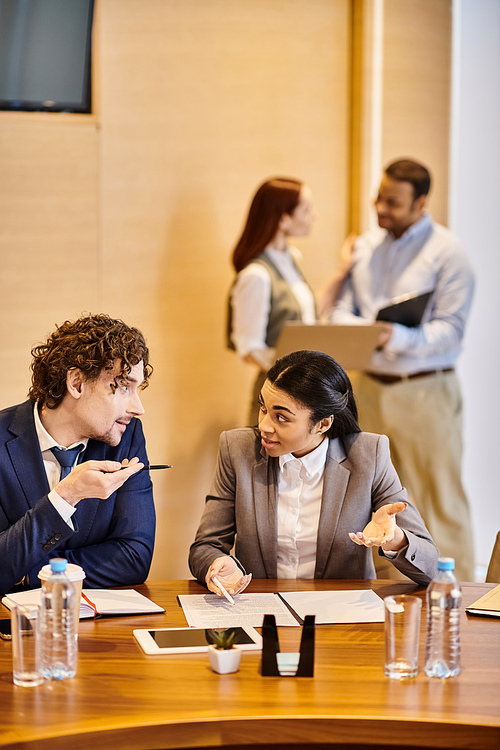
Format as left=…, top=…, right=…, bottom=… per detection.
left=265, top=350, right=360, bottom=439
left=232, top=177, right=302, bottom=272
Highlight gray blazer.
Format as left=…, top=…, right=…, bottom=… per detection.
left=189, top=428, right=439, bottom=586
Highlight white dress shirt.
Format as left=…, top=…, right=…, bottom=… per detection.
left=231, top=246, right=316, bottom=368
left=276, top=437, right=329, bottom=579
left=33, top=403, right=87, bottom=526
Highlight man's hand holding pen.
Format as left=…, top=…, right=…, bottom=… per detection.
left=56, top=458, right=144, bottom=507
left=56, top=459, right=172, bottom=507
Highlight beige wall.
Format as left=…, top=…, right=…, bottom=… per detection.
left=350, top=0, right=451, bottom=230
left=0, top=0, right=452, bottom=581
left=0, top=118, right=99, bottom=402
left=382, top=0, right=451, bottom=223
left=99, top=0, right=351, bottom=579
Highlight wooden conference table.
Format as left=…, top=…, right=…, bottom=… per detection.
left=0, top=578, right=499, bottom=750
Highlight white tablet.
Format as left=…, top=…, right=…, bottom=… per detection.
left=133, top=626, right=262, bottom=655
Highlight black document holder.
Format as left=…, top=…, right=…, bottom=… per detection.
left=260, top=614, right=315, bottom=677
left=376, top=290, right=433, bottom=327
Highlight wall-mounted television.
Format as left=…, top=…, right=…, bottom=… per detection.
left=0, top=0, right=94, bottom=113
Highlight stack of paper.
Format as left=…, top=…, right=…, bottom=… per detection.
left=465, top=584, right=500, bottom=618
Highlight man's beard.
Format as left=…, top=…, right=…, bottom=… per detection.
left=87, top=425, right=123, bottom=447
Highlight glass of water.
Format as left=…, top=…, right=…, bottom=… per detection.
left=11, top=604, right=43, bottom=687
left=384, top=594, right=422, bottom=679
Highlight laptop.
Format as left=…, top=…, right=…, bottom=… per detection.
left=275, top=322, right=384, bottom=371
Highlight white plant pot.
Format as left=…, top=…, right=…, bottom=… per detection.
left=207, top=645, right=242, bottom=674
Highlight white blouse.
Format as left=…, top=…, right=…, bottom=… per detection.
left=276, top=437, right=329, bottom=579
left=230, top=246, right=316, bottom=369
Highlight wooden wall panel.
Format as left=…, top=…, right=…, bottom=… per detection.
left=382, top=0, right=452, bottom=223
left=98, top=0, right=351, bottom=580
left=349, top=0, right=452, bottom=230
left=0, top=118, right=99, bottom=405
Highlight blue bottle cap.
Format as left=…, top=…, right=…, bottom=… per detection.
left=437, top=557, right=455, bottom=570
left=49, top=557, right=68, bottom=573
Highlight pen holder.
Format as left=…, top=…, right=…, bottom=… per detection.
left=259, top=614, right=315, bottom=677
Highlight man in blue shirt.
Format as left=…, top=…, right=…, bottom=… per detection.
left=0, top=313, right=156, bottom=595
left=331, top=159, right=475, bottom=581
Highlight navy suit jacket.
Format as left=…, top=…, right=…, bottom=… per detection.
left=0, top=400, right=156, bottom=595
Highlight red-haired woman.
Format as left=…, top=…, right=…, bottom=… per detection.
left=227, top=177, right=351, bottom=423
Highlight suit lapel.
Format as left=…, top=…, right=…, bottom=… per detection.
left=6, top=405, right=104, bottom=544
left=315, top=438, right=350, bottom=578
left=253, top=450, right=278, bottom=578
left=7, top=402, right=49, bottom=508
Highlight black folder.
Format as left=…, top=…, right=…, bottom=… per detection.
left=376, top=290, right=433, bottom=328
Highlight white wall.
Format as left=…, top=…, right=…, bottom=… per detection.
left=451, top=0, right=500, bottom=575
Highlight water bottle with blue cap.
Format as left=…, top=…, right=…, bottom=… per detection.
left=39, top=557, right=78, bottom=680
left=424, top=557, right=462, bottom=678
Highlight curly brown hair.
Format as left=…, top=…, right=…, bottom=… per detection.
left=28, top=313, right=153, bottom=409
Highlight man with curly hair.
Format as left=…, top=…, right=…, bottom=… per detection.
left=0, top=313, right=156, bottom=595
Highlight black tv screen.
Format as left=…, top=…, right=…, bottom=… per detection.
left=0, top=0, right=94, bottom=113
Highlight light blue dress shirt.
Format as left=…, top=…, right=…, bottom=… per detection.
left=330, top=214, right=475, bottom=375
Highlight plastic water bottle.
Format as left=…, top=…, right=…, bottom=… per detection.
left=424, top=557, right=462, bottom=678
left=40, top=558, right=78, bottom=680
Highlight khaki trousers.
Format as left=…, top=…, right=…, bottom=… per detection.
left=351, top=370, right=475, bottom=582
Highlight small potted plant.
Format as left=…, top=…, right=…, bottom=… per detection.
left=207, top=629, right=242, bottom=674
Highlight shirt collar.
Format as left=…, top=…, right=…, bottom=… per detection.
left=33, top=402, right=89, bottom=453
left=265, top=245, right=304, bottom=263
left=265, top=245, right=291, bottom=262
left=279, top=436, right=329, bottom=478
left=389, top=212, right=432, bottom=244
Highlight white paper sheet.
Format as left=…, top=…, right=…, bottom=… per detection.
left=278, top=589, right=385, bottom=624
left=178, top=593, right=300, bottom=628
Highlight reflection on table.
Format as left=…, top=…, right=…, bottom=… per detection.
left=1, top=578, right=499, bottom=750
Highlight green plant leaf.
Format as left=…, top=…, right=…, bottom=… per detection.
left=207, top=628, right=238, bottom=650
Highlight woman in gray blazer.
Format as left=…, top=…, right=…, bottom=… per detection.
left=189, top=350, right=439, bottom=595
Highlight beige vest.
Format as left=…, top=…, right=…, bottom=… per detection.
left=227, top=251, right=314, bottom=350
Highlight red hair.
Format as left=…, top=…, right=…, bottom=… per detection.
left=231, top=178, right=303, bottom=272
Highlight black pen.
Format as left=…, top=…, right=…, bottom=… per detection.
left=114, top=463, right=173, bottom=473
left=139, top=464, right=173, bottom=471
